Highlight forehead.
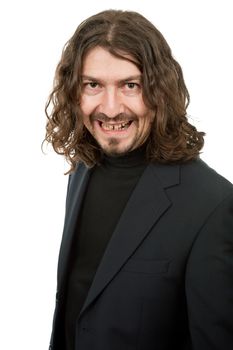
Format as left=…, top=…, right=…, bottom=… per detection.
left=82, top=46, right=141, bottom=81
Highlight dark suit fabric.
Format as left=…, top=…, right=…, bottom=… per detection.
left=49, top=159, right=233, bottom=350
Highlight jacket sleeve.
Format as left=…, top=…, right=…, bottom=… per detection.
left=185, top=193, right=233, bottom=349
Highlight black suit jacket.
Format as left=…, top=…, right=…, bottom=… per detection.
left=49, top=159, right=233, bottom=350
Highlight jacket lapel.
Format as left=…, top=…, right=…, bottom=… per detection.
left=79, top=162, right=180, bottom=318
left=57, top=164, right=91, bottom=291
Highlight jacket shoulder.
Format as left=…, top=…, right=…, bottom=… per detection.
left=180, top=158, right=233, bottom=202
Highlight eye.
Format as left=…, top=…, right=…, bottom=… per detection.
left=82, top=81, right=99, bottom=89
left=126, top=82, right=138, bottom=89
left=82, top=81, right=102, bottom=95
left=87, top=82, right=99, bottom=88
left=122, top=82, right=141, bottom=95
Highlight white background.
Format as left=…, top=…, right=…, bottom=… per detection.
left=0, top=0, right=232, bottom=349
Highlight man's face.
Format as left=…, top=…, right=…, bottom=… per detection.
left=80, top=46, right=155, bottom=156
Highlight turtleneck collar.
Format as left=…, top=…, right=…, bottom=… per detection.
left=102, top=144, right=147, bottom=169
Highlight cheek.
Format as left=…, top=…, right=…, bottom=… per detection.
left=80, top=95, right=96, bottom=116
left=131, top=97, right=154, bottom=119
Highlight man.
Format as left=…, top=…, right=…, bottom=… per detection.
left=45, top=10, right=233, bottom=350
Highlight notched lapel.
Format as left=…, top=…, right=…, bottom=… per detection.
left=79, top=163, right=180, bottom=317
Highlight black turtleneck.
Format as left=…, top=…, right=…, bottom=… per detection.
left=64, top=146, right=147, bottom=350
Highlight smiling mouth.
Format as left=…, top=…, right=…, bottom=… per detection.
left=98, top=121, right=133, bottom=131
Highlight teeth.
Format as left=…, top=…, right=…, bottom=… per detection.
left=101, top=121, right=131, bottom=131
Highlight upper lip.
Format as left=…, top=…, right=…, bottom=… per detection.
left=98, top=120, right=132, bottom=124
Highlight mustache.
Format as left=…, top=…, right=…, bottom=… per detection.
left=90, top=112, right=137, bottom=123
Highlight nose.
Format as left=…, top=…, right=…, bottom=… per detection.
left=99, top=87, right=123, bottom=118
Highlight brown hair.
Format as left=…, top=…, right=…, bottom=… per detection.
left=44, top=9, right=205, bottom=174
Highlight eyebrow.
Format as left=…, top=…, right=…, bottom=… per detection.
left=81, top=75, right=142, bottom=83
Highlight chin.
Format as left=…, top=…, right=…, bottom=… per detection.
left=100, top=142, right=134, bottom=157
left=104, top=149, right=128, bottom=157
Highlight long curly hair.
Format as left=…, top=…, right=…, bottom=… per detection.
left=44, top=9, right=205, bottom=174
